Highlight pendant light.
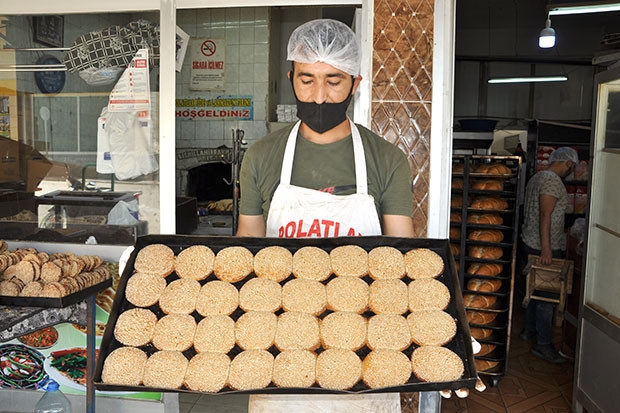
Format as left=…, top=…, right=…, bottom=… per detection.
left=538, top=17, right=556, bottom=48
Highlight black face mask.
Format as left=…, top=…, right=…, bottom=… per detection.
left=290, top=73, right=355, bottom=134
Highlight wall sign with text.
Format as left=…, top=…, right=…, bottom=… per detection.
left=189, top=38, right=225, bottom=91
left=176, top=96, right=253, bottom=120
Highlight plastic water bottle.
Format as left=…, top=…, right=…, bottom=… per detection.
left=34, top=379, right=72, bottom=413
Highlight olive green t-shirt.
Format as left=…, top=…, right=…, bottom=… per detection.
left=239, top=123, right=413, bottom=226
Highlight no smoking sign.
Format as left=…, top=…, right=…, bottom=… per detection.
left=201, top=40, right=216, bottom=57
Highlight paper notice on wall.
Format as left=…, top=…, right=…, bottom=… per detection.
left=108, top=49, right=150, bottom=112
left=190, top=38, right=225, bottom=91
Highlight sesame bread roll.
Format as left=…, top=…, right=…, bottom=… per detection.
left=329, top=245, right=368, bottom=277
left=275, top=311, right=320, bottom=351
left=158, top=278, right=201, bottom=315
left=320, top=311, right=367, bottom=351
left=325, top=276, right=369, bottom=314
left=253, top=246, right=293, bottom=282
left=101, top=346, right=148, bottom=386
left=316, top=348, right=362, bottom=390
left=228, top=350, right=274, bottom=391
left=134, top=244, right=175, bottom=277
left=184, top=352, right=230, bottom=392
left=367, top=314, right=411, bottom=351
left=273, top=349, right=317, bottom=388
left=239, top=277, right=282, bottom=312
left=195, top=280, right=239, bottom=316
left=235, top=311, right=277, bottom=350
left=368, top=246, right=405, bottom=280
left=404, top=248, right=445, bottom=280
left=411, top=346, right=464, bottom=383
left=292, top=246, right=331, bottom=281
left=143, top=350, right=188, bottom=389
left=175, top=245, right=215, bottom=280
left=408, top=278, right=451, bottom=311
left=152, top=313, right=197, bottom=352
left=194, top=315, right=235, bottom=353
left=114, top=308, right=158, bottom=347
left=125, top=272, right=167, bottom=307
left=407, top=310, right=457, bottom=346
left=214, top=246, right=253, bottom=283
left=369, top=279, right=408, bottom=314
left=281, top=278, right=326, bottom=316
left=362, top=350, right=411, bottom=389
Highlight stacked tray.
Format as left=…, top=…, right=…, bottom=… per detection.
left=94, top=235, right=477, bottom=395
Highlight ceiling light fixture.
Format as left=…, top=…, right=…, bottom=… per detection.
left=549, top=2, right=620, bottom=15
left=488, top=76, right=568, bottom=84
left=539, top=17, right=556, bottom=48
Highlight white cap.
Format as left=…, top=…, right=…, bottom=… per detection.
left=287, top=19, right=360, bottom=76
left=549, top=147, right=579, bottom=164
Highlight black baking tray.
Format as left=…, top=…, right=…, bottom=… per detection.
left=94, top=234, right=478, bottom=395
left=0, top=278, right=111, bottom=308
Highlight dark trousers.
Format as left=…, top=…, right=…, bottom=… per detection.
left=517, top=239, right=564, bottom=346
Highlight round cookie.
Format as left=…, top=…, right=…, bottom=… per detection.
left=184, top=352, right=230, bottom=392
left=159, top=278, right=201, bottom=314
left=254, top=246, right=292, bottom=282
left=275, top=311, right=320, bottom=351
left=235, top=311, right=278, bottom=350
left=325, top=276, right=369, bottom=314
left=411, top=346, right=464, bottom=382
left=368, top=246, right=405, bottom=280
left=134, top=244, right=175, bottom=277
left=152, top=313, right=197, bottom=352
left=367, top=314, right=411, bottom=351
left=281, top=278, right=326, bottom=316
left=114, top=308, right=157, bottom=347
left=408, top=278, right=451, bottom=311
left=407, top=310, right=457, bottom=346
left=214, top=246, right=253, bottom=283
left=195, top=280, right=239, bottom=316
left=239, top=277, right=282, bottom=312
left=329, top=245, right=368, bottom=277
left=228, top=350, right=274, bottom=391
left=292, top=246, right=331, bottom=281
left=175, top=245, right=215, bottom=280
left=273, top=349, right=317, bottom=388
left=101, top=346, right=148, bottom=386
left=143, top=350, right=189, bottom=389
left=362, top=350, right=411, bottom=389
left=194, top=315, right=235, bottom=353
left=404, top=248, right=445, bottom=279
left=369, top=279, right=408, bottom=314
left=125, top=272, right=167, bottom=307
left=320, top=311, right=367, bottom=351
left=316, top=348, right=362, bottom=390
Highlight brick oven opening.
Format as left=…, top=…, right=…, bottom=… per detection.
left=186, top=162, right=233, bottom=207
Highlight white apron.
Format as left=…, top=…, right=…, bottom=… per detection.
left=253, top=119, right=400, bottom=412
left=265, top=119, right=382, bottom=238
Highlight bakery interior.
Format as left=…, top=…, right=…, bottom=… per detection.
left=0, top=0, right=619, bottom=412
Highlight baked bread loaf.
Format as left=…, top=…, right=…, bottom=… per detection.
left=275, top=311, right=320, bottom=351
left=239, top=277, right=282, bottom=312
left=234, top=311, right=277, bottom=350
left=320, top=311, right=367, bottom=351
left=367, top=314, right=411, bottom=351
left=470, top=196, right=509, bottom=211
left=466, top=278, right=502, bottom=293
left=451, top=195, right=464, bottom=208
left=326, top=276, right=369, bottom=314
left=474, top=358, right=499, bottom=372
left=474, top=163, right=511, bottom=175
left=253, top=246, right=292, bottom=282
left=467, top=213, right=503, bottom=225
left=158, top=278, right=201, bottom=315
left=450, top=212, right=462, bottom=223
left=174, top=245, right=214, bottom=280
left=195, top=280, right=239, bottom=316
left=194, top=315, right=235, bottom=353
left=143, top=350, right=188, bottom=390
left=228, top=350, right=274, bottom=390
left=329, top=245, right=368, bottom=277
left=466, top=310, right=498, bottom=325
left=184, top=352, right=230, bottom=392
left=407, top=310, right=457, bottom=346
left=450, top=227, right=462, bottom=239
left=477, top=343, right=497, bottom=357
left=408, top=278, right=451, bottom=311
left=463, top=293, right=498, bottom=309
left=450, top=243, right=461, bottom=256
left=472, top=179, right=504, bottom=191
left=134, top=244, right=175, bottom=277
left=466, top=263, right=503, bottom=276
left=452, top=163, right=465, bottom=173
left=152, top=313, right=197, bottom=352
left=282, top=278, right=326, bottom=315
left=362, top=350, right=411, bottom=389
left=114, top=308, right=157, bottom=347
left=451, top=178, right=464, bottom=189
left=125, top=272, right=167, bottom=307
left=404, top=248, right=444, bottom=280
left=101, top=346, right=147, bottom=386
left=369, top=279, right=408, bottom=314
left=272, top=349, right=317, bottom=388
left=411, top=346, right=464, bottom=382
left=470, top=327, right=493, bottom=340
left=368, top=246, right=405, bottom=280
left=467, top=246, right=503, bottom=260
left=316, top=348, right=362, bottom=390
left=214, top=246, right=253, bottom=283
left=292, top=246, right=331, bottom=281
left=468, top=229, right=504, bottom=242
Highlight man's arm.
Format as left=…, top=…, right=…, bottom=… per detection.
left=538, top=194, right=557, bottom=265
left=382, top=215, right=414, bottom=237
left=236, top=214, right=266, bottom=237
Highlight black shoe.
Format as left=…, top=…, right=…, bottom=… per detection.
left=532, top=344, right=566, bottom=364
left=519, top=329, right=535, bottom=342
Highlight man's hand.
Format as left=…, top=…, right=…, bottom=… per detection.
left=440, top=337, right=486, bottom=398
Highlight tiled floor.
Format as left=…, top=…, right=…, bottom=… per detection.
left=179, top=303, right=575, bottom=413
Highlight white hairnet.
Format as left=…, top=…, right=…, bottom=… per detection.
left=287, top=19, right=360, bottom=76
left=549, top=147, right=579, bottom=164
